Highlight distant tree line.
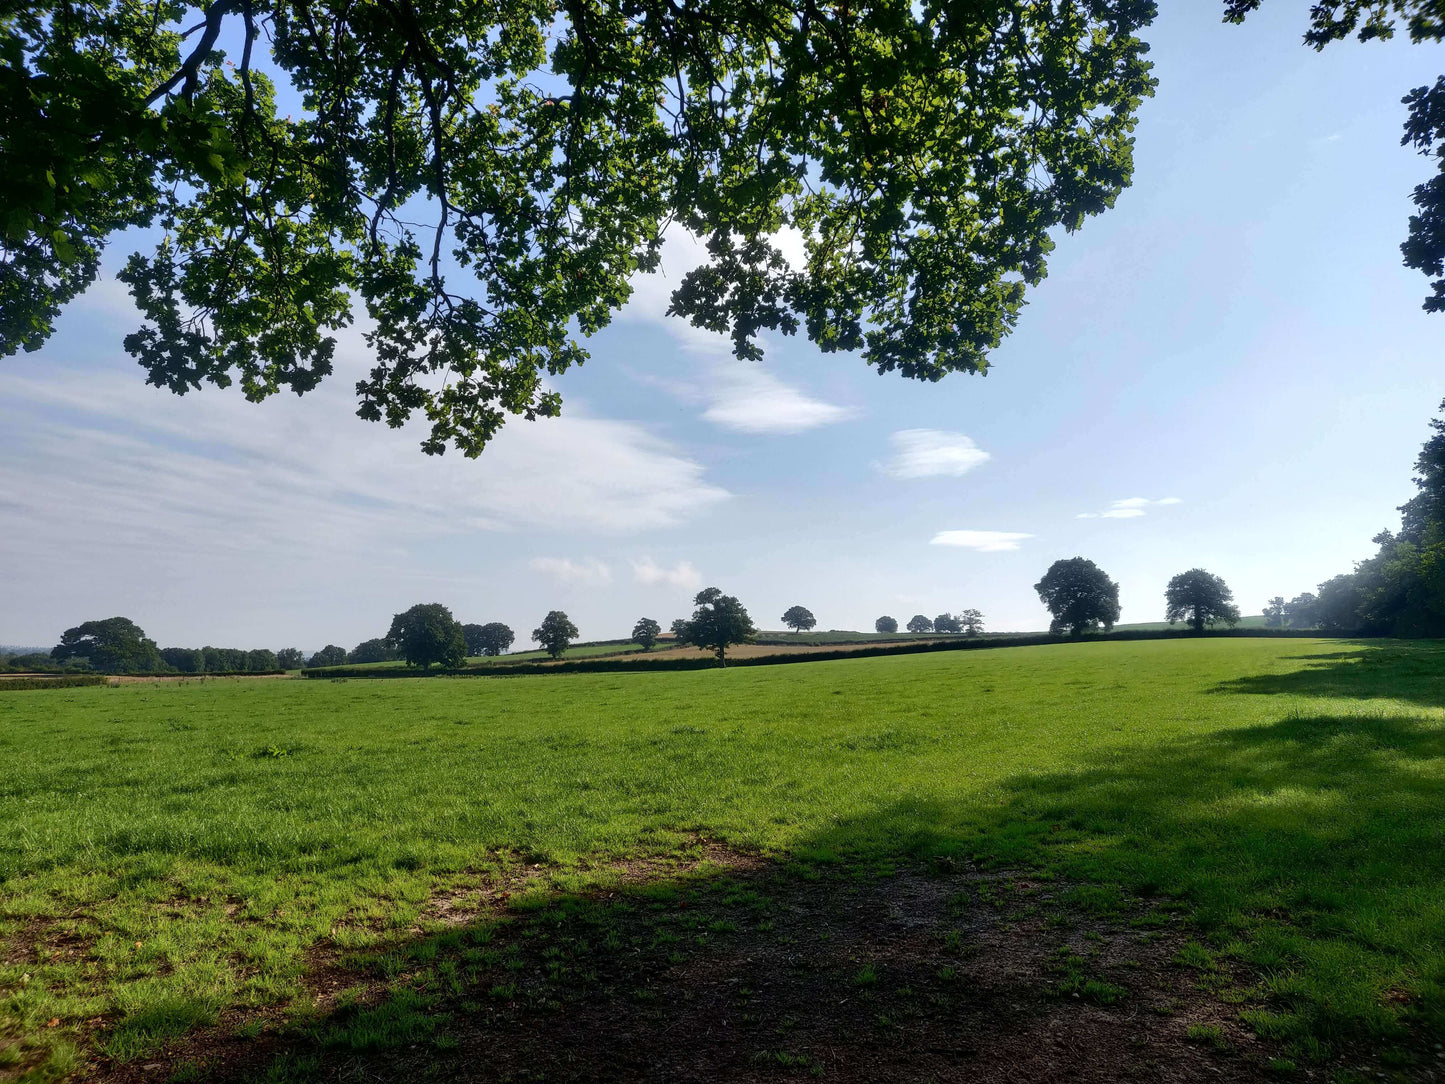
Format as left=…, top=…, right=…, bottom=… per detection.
left=1265, top=402, right=1445, bottom=636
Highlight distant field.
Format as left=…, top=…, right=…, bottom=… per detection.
left=2, top=638, right=1442, bottom=1079
left=1114, top=615, right=1269, bottom=632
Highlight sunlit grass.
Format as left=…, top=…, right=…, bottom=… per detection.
left=1, top=637, right=1443, bottom=1077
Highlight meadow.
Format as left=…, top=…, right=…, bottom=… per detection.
left=1, top=638, right=1443, bottom=1080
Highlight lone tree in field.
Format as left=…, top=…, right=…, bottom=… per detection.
left=875, top=616, right=899, bottom=634
left=934, top=613, right=962, bottom=634
left=1035, top=558, right=1121, bottom=636
left=2, top=2, right=1156, bottom=454
left=52, top=617, right=161, bottom=673
left=673, top=588, right=756, bottom=665
left=781, top=606, right=817, bottom=632
left=308, top=645, right=347, bottom=668
left=1165, top=569, right=1241, bottom=633
left=632, top=618, right=662, bottom=651
left=466, top=622, right=515, bottom=657
left=532, top=611, right=579, bottom=659
left=906, top=615, right=933, bottom=634
left=959, top=609, right=985, bottom=637
left=386, top=603, right=466, bottom=670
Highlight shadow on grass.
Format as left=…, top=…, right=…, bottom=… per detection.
left=1211, top=640, right=1445, bottom=709
left=106, top=712, right=1445, bottom=1083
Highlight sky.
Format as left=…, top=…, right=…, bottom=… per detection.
left=3, top=5, right=1444, bottom=652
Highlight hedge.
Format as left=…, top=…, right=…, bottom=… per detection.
left=302, top=627, right=1352, bottom=680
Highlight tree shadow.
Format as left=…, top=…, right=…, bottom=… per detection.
left=1210, top=641, right=1445, bottom=710
left=99, top=712, right=1445, bottom=1083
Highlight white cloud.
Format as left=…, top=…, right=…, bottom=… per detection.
left=618, top=229, right=852, bottom=436
left=881, top=430, right=991, bottom=478
left=631, top=558, right=702, bottom=589
left=0, top=334, right=732, bottom=581
left=929, top=530, right=1034, bottom=552
left=529, top=557, right=613, bottom=585
left=1077, top=497, right=1183, bottom=520
left=701, top=366, right=856, bottom=434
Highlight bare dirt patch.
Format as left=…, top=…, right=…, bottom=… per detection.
left=86, top=852, right=1365, bottom=1084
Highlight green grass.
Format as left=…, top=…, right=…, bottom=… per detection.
left=2, top=638, right=1444, bottom=1077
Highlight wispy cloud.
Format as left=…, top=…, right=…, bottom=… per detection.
left=1076, top=497, right=1182, bottom=520
left=0, top=336, right=732, bottom=582
left=929, top=530, right=1034, bottom=552
left=528, top=557, right=613, bottom=586
left=701, top=366, right=855, bottom=434
left=880, top=430, right=991, bottom=478
left=631, top=558, right=702, bottom=589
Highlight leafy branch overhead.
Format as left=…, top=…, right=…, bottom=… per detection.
left=1224, top=0, right=1445, bottom=313
left=1, top=1, right=1157, bottom=454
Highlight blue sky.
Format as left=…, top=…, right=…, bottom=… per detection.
left=3, top=4, right=1443, bottom=651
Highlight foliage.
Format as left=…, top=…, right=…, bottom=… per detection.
left=2, top=652, right=68, bottom=672
left=933, top=613, right=962, bottom=634
left=1164, top=569, right=1241, bottom=633
left=349, top=638, right=397, bottom=665
left=673, top=587, right=756, bottom=664
left=1273, top=402, right=1445, bottom=636
left=1263, top=596, right=1287, bottom=627
left=51, top=617, right=161, bottom=673
left=874, top=616, right=898, bottom=634
left=1225, top=1, right=1445, bottom=313
left=958, top=609, right=985, bottom=637
left=3, top=638, right=1443, bottom=1077
left=780, top=606, right=817, bottom=633
left=1034, top=557, right=1121, bottom=636
left=276, top=648, right=306, bottom=670
left=1284, top=592, right=1321, bottom=629
left=246, top=648, right=280, bottom=672
left=532, top=611, right=580, bottom=660
left=386, top=603, right=467, bottom=670
left=906, top=615, right=933, bottom=634
left=631, top=618, right=662, bottom=651
left=308, top=644, right=348, bottom=668
left=1, top=1, right=1157, bottom=454
left=466, top=622, right=516, bottom=657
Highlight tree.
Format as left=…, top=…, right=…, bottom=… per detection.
left=349, top=638, right=396, bottom=664
left=933, top=613, right=962, bottom=634
left=906, top=615, right=933, bottom=634
left=308, top=645, right=347, bottom=668
left=781, top=606, right=817, bottom=633
left=875, top=616, right=899, bottom=634
left=632, top=618, right=662, bottom=651
left=1034, top=558, right=1121, bottom=636
left=3, top=3, right=1156, bottom=455
left=1225, top=2, right=1445, bottom=314
left=1164, top=569, right=1241, bottom=633
left=276, top=648, right=305, bottom=670
left=533, top=611, right=579, bottom=659
left=243, top=648, right=278, bottom=671
left=959, top=609, right=985, bottom=637
left=160, top=646, right=202, bottom=672
left=466, top=622, right=515, bottom=657
left=1262, top=597, right=1287, bottom=627
left=51, top=617, right=161, bottom=673
left=386, top=603, right=466, bottom=669
left=674, top=588, right=756, bottom=665
left=1284, top=592, right=1321, bottom=629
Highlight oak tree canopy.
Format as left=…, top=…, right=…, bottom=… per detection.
left=2, top=1, right=1157, bottom=453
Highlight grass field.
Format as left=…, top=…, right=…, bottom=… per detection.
left=2, top=638, right=1443, bottom=1080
